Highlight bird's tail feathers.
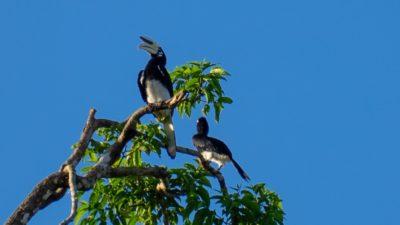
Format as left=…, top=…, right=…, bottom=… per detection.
left=232, top=159, right=250, bottom=181
left=162, top=116, right=176, bottom=159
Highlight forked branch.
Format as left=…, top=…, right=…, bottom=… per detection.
left=5, top=90, right=228, bottom=225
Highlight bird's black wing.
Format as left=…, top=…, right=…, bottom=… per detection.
left=137, top=70, right=147, bottom=103
left=192, top=135, right=233, bottom=159
left=193, top=134, right=215, bottom=152
left=207, top=137, right=233, bottom=159
left=157, top=65, right=174, bottom=97
left=207, top=137, right=249, bottom=181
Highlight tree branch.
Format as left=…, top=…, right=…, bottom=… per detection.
left=6, top=91, right=187, bottom=225
left=176, top=146, right=199, bottom=157
left=104, top=166, right=168, bottom=179
left=59, top=165, right=77, bottom=225
left=61, top=108, right=97, bottom=170
left=90, top=90, right=187, bottom=169
left=5, top=90, right=231, bottom=225
left=177, top=146, right=227, bottom=192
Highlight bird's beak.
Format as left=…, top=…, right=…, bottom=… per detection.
left=139, top=36, right=159, bottom=55
left=140, top=36, right=154, bottom=45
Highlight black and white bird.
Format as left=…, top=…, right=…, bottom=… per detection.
left=192, top=117, right=250, bottom=181
left=137, top=36, right=177, bottom=159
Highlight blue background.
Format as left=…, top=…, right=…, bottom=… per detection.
left=1, top=1, right=399, bottom=224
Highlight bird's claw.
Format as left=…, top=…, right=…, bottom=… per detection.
left=148, top=103, right=156, bottom=111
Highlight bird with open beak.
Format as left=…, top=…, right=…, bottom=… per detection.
left=137, top=36, right=177, bottom=159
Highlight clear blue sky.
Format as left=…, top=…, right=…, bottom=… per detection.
left=1, top=0, right=399, bottom=224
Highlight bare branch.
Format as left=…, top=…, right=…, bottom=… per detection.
left=6, top=91, right=187, bottom=225
left=59, top=165, right=78, bottom=225
left=5, top=172, right=66, bottom=225
left=176, top=146, right=199, bottom=157
left=5, top=166, right=170, bottom=225
left=95, top=118, right=120, bottom=128
left=61, top=109, right=97, bottom=170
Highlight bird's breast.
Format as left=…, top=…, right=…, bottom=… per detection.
left=145, top=79, right=171, bottom=103
left=201, top=151, right=213, bottom=161
left=201, top=150, right=231, bottom=167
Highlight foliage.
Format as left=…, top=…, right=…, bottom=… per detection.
left=171, top=61, right=232, bottom=122
left=75, top=61, right=284, bottom=225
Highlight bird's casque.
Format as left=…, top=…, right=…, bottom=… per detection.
left=137, top=36, right=177, bottom=159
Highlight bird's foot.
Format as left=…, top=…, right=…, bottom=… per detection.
left=148, top=103, right=157, bottom=111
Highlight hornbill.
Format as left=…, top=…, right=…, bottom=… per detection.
left=192, top=117, right=250, bottom=181
left=137, top=36, right=177, bottom=159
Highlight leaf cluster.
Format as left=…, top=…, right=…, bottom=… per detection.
left=75, top=61, right=284, bottom=225
left=76, top=163, right=284, bottom=225
left=171, top=61, right=232, bottom=121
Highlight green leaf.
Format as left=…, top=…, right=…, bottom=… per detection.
left=202, top=104, right=211, bottom=115
left=74, top=202, right=88, bottom=224
left=214, top=102, right=222, bottom=122
left=134, top=148, right=142, bottom=166
left=185, top=100, right=192, bottom=117
left=193, top=208, right=210, bottom=225
left=197, top=187, right=210, bottom=207
left=185, top=78, right=199, bottom=90
left=219, top=96, right=233, bottom=104
left=208, top=78, right=223, bottom=96
left=198, top=176, right=211, bottom=187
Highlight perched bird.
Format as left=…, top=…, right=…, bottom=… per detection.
left=137, top=36, right=176, bottom=159
left=192, top=117, right=250, bottom=181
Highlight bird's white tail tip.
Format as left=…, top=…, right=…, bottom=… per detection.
left=167, top=146, right=176, bottom=159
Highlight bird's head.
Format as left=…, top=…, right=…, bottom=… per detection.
left=196, top=117, right=209, bottom=135
left=139, top=36, right=165, bottom=58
